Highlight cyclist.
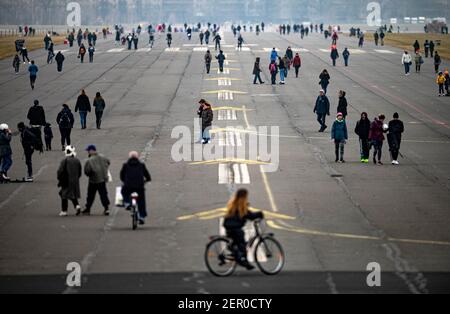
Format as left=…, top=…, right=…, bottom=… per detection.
left=120, top=151, right=151, bottom=225
left=223, top=189, right=264, bottom=270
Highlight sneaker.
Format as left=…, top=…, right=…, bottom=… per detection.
left=2, top=173, right=10, bottom=180
left=340, top=160, right=346, bottom=163
left=364, top=159, right=370, bottom=163
left=24, top=176, right=33, bottom=182
left=59, top=211, right=68, bottom=217
left=323, top=125, right=328, bottom=132
left=361, top=159, right=365, bottom=163
left=104, top=209, right=110, bottom=216
left=393, top=160, right=400, bottom=165
left=378, top=161, right=384, bottom=165
left=81, top=208, right=91, bottom=215
left=138, top=219, right=145, bottom=225
left=74, top=205, right=81, bottom=215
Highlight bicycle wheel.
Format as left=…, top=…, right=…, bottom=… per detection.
left=254, top=236, right=285, bottom=275
left=205, top=238, right=236, bottom=277
left=132, top=208, right=138, bottom=230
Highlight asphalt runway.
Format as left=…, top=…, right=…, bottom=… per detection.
left=0, top=29, right=449, bottom=294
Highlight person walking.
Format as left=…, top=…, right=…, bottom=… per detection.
left=28, top=60, right=38, bottom=90
left=201, top=101, right=213, bottom=144
left=47, top=42, right=55, bottom=64
left=444, top=69, right=450, bottom=96
left=434, top=52, right=441, bottom=74
left=358, top=33, right=365, bottom=47
left=237, top=34, right=244, bottom=51
left=133, top=33, right=139, bottom=50
left=293, top=53, right=301, bottom=78
left=17, top=122, right=37, bottom=182
left=330, top=47, right=339, bottom=67
left=379, top=31, right=385, bottom=46
left=43, top=123, right=53, bottom=151
left=88, top=44, right=95, bottom=63
left=55, top=51, right=65, bottom=72
left=57, top=146, right=82, bottom=217
left=253, top=57, right=264, bottom=84
left=269, top=60, right=278, bottom=85
left=56, top=104, right=75, bottom=151
left=374, top=32, right=379, bottom=46
left=27, top=99, right=46, bottom=128
left=401, top=51, right=412, bottom=76
left=413, top=40, right=420, bottom=54
left=21, top=46, right=30, bottom=64
left=270, top=48, right=278, bottom=62
left=424, top=40, right=430, bottom=58
left=355, top=112, right=371, bottom=163
left=166, top=32, right=172, bottom=48
left=278, top=57, right=286, bottom=85
left=205, top=29, right=210, bottom=45
left=429, top=40, right=435, bottom=58
left=286, top=47, right=294, bottom=70
left=331, top=113, right=348, bottom=163
left=414, top=51, right=423, bottom=73
left=337, top=90, right=348, bottom=119
left=437, top=71, right=446, bottom=96
left=314, top=90, right=331, bottom=132
left=127, top=33, right=133, bottom=50
left=199, top=31, right=204, bottom=45
left=204, top=50, right=212, bottom=74
left=75, top=90, right=91, bottom=129
left=78, top=44, right=86, bottom=63
left=82, top=145, right=111, bottom=216
left=13, top=54, right=20, bottom=74
left=369, top=114, right=387, bottom=165
left=214, top=33, right=222, bottom=51
left=319, top=69, right=331, bottom=94
left=120, top=151, right=152, bottom=225
left=387, top=113, right=404, bottom=165
left=0, top=124, right=12, bottom=182
left=216, top=50, right=226, bottom=73
left=93, top=92, right=106, bottom=129
left=342, top=48, right=350, bottom=67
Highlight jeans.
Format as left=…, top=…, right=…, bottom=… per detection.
left=95, top=111, right=103, bottom=129
left=24, top=147, right=34, bottom=177
left=79, top=112, right=88, bottom=129
left=321, top=83, right=328, bottom=94
left=294, top=66, right=300, bottom=77
left=57, top=62, right=63, bottom=72
left=215, top=42, right=221, bottom=50
left=85, top=182, right=110, bottom=211
left=334, top=140, right=345, bottom=161
left=372, top=140, right=383, bottom=162
left=122, top=186, right=147, bottom=219
left=89, top=53, right=94, bottom=63
left=30, top=75, right=37, bottom=88
left=317, top=113, right=327, bottom=129
left=332, top=58, right=336, bottom=66
left=439, top=84, right=445, bottom=94
left=219, top=62, right=224, bottom=72
left=60, top=128, right=72, bottom=147
left=404, top=63, right=410, bottom=74
left=280, top=69, right=285, bottom=82
left=271, top=73, right=277, bottom=84
left=416, top=63, right=421, bottom=72
left=202, top=126, right=211, bottom=142
left=359, top=138, right=370, bottom=160
left=253, top=73, right=263, bottom=84
left=227, top=229, right=247, bottom=263
left=344, top=57, right=349, bottom=66
left=206, top=63, right=211, bottom=74
left=0, top=154, right=12, bottom=175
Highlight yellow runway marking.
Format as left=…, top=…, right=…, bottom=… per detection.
left=267, top=220, right=450, bottom=246
left=177, top=208, right=296, bottom=221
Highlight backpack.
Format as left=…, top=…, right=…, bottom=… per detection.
left=59, top=111, right=71, bottom=128
left=270, top=63, right=276, bottom=73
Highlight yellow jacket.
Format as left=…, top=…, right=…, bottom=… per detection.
left=437, top=75, right=446, bottom=84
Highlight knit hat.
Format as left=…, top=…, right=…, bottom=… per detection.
left=0, top=124, right=8, bottom=131
left=337, top=112, right=343, bottom=117
left=86, top=144, right=97, bottom=152
left=65, top=145, right=76, bottom=157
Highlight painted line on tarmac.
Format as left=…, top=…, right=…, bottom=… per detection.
left=268, top=220, right=450, bottom=246
left=218, top=163, right=250, bottom=184
left=177, top=207, right=295, bottom=221
left=217, top=109, right=237, bottom=120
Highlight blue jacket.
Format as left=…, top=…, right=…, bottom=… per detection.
left=28, top=64, right=38, bottom=76
left=270, top=50, right=278, bottom=61
left=314, top=95, right=330, bottom=115
left=331, top=119, right=348, bottom=141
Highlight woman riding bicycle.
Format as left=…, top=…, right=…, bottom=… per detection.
left=223, top=189, right=264, bottom=270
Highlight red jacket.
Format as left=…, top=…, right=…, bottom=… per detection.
left=293, top=56, right=301, bottom=67
left=369, top=119, right=385, bottom=142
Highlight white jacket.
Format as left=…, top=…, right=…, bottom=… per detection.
left=402, top=53, right=412, bottom=64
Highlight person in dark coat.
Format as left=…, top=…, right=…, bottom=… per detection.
left=355, top=112, right=371, bottom=163
left=120, top=151, right=152, bottom=224
left=429, top=41, right=435, bottom=57
left=224, top=189, right=264, bottom=270
left=330, top=47, right=339, bottom=66
left=0, top=124, right=13, bottom=181
left=17, top=122, right=36, bottom=182
left=201, top=101, right=213, bottom=144
left=319, top=69, right=330, bottom=94
left=57, top=146, right=82, bottom=216
left=387, top=113, right=404, bottom=165
left=216, top=50, right=226, bottom=73
left=337, top=90, right=348, bottom=118
left=55, top=51, right=65, bottom=72
left=27, top=100, right=46, bottom=127
left=93, top=92, right=106, bottom=129
left=369, top=114, right=387, bottom=165
left=313, top=90, right=330, bottom=132
left=253, top=57, right=264, bottom=84
left=342, top=48, right=350, bottom=66
left=293, top=53, right=301, bottom=77
left=44, top=123, right=53, bottom=151
left=78, top=44, right=86, bottom=63
left=57, top=104, right=75, bottom=151
left=331, top=112, right=348, bottom=163
left=204, top=50, right=212, bottom=74
left=75, top=90, right=91, bottom=129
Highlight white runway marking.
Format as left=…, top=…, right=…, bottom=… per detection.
left=193, top=47, right=207, bottom=52
left=107, top=48, right=125, bottom=53
left=165, top=47, right=180, bottom=52
left=218, top=164, right=250, bottom=184
left=218, top=79, right=232, bottom=86
left=374, top=49, right=396, bottom=54
left=218, top=131, right=242, bottom=146
left=236, top=47, right=251, bottom=51
left=319, top=49, right=330, bottom=52
left=218, top=91, right=234, bottom=100
left=217, top=68, right=230, bottom=74
left=217, top=109, right=237, bottom=120
left=137, top=48, right=152, bottom=52
left=348, top=49, right=366, bottom=54
left=292, top=48, right=309, bottom=52
left=264, top=48, right=280, bottom=52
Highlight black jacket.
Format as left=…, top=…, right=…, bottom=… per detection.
left=75, top=94, right=91, bottom=112
left=201, top=108, right=213, bottom=128
left=120, top=158, right=151, bottom=190
left=27, top=105, right=46, bottom=126
left=57, top=108, right=75, bottom=129
left=388, top=119, right=404, bottom=150
left=224, top=211, right=264, bottom=230
left=355, top=118, right=371, bottom=139
left=319, top=72, right=330, bottom=84
left=55, top=52, right=65, bottom=64
left=337, top=95, right=348, bottom=117
left=0, top=131, right=12, bottom=157
left=314, top=95, right=330, bottom=115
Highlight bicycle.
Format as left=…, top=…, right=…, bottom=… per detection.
left=205, top=219, right=285, bottom=277
left=130, top=193, right=139, bottom=230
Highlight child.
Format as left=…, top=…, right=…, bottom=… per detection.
left=13, top=55, right=20, bottom=74
left=223, top=189, right=264, bottom=270
left=444, top=70, right=450, bottom=96
left=437, top=71, right=446, bottom=96
left=331, top=112, right=348, bottom=163
left=44, top=123, right=53, bottom=151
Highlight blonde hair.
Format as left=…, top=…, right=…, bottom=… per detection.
left=226, top=189, right=249, bottom=219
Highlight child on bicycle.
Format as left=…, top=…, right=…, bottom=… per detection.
left=223, top=189, right=264, bottom=270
